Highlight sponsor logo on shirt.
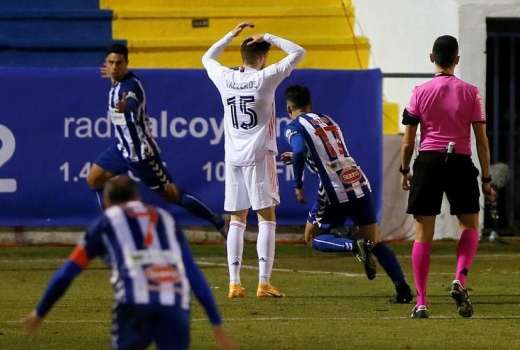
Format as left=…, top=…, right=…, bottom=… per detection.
left=340, top=167, right=362, bottom=185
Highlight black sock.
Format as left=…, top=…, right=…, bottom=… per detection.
left=178, top=193, right=224, bottom=230
left=372, top=242, right=407, bottom=286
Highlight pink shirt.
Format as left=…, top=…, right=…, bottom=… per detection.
left=406, top=75, right=486, bottom=155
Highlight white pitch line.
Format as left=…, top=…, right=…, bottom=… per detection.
left=0, top=258, right=518, bottom=277
left=197, top=260, right=365, bottom=277
left=0, top=252, right=519, bottom=266
left=4, top=315, right=520, bottom=325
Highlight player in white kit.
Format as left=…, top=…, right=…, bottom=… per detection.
left=202, top=22, right=305, bottom=298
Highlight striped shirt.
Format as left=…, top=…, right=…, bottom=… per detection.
left=76, top=201, right=191, bottom=307
left=285, top=113, right=371, bottom=205
left=108, top=72, right=159, bottom=162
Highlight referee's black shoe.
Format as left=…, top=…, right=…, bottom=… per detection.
left=410, top=305, right=430, bottom=319
left=355, top=239, right=376, bottom=280
left=390, top=283, right=413, bottom=304
left=450, top=280, right=474, bottom=318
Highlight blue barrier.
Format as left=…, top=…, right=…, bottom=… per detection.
left=0, top=68, right=382, bottom=226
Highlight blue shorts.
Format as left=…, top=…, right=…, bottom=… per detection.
left=112, top=303, right=190, bottom=350
left=94, top=145, right=172, bottom=191
left=308, top=193, right=377, bottom=232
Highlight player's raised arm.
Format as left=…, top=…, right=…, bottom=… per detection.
left=257, top=33, right=306, bottom=82
left=202, top=22, right=254, bottom=81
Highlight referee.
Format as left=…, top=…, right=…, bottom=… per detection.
left=400, top=35, right=495, bottom=319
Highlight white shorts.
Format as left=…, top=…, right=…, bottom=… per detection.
left=224, top=154, right=280, bottom=212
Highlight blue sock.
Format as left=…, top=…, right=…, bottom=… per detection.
left=178, top=193, right=224, bottom=230
left=312, top=233, right=357, bottom=252
left=372, top=242, right=407, bottom=286
left=94, top=188, right=104, bottom=212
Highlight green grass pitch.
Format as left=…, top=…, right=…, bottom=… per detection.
left=1, top=240, right=519, bottom=349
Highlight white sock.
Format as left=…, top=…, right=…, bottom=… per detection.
left=227, top=221, right=245, bottom=284
left=257, top=221, right=276, bottom=284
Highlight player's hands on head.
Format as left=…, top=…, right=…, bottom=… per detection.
left=116, top=92, right=128, bottom=113
left=247, top=34, right=266, bottom=46
left=482, top=182, right=496, bottom=202
left=22, top=310, right=43, bottom=336
left=295, top=188, right=305, bottom=203
left=213, top=325, right=239, bottom=349
left=281, top=152, right=293, bottom=165
left=231, top=22, right=254, bottom=37
left=401, top=174, right=412, bottom=191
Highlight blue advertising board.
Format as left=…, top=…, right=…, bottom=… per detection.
left=0, top=68, right=382, bottom=226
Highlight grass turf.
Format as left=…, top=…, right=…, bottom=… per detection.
left=0, top=240, right=519, bottom=349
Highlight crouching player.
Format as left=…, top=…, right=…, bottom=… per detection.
left=22, top=176, right=237, bottom=350
left=282, top=85, right=412, bottom=303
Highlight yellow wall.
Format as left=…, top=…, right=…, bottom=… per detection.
left=101, top=0, right=399, bottom=134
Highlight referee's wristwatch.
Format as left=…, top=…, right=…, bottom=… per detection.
left=482, top=176, right=492, bottom=183
left=399, top=166, right=410, bottom=175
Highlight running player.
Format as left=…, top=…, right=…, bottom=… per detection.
left=401, top=35, right=495, bottom=318
left=202, top=22, right=305, bottom=298
left=87, top=44, right=227, bottom=237
left=22, top=176, right=237, bottom=350
left=282, top=85, right=412, bottom=303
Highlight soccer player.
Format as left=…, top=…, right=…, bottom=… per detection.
left=202, top=22, right=305, bottom=298
left=401, top=36, right=495, bottom=318
left=282, top=85, right=412, bottom=303
left=22, top=176, right=237, bottom=350
left=87, top=44, right=227, bottom=238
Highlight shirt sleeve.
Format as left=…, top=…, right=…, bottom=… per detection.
left=119, top=81, right=143, bottom=106
left=402, top=87, right=421, bottom=125
left=202, top=32, right=234, bottom=85
left=70, top=216, right=107, bottom=268
left=262, top=33, right=306, bottom=85
left=471, top=87, right=486, bottom=123
left=285, top=124, right=306, bottom=189
left=176, top=228, right=222, bottom=326
left=35, top=217, right=107, bottom=318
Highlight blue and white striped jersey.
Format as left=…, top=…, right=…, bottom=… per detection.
left=80, top=201, right=191, bottom=308
left=285, top=113, right=371, bottom=205
left=108, top=72, right=159, bottom=162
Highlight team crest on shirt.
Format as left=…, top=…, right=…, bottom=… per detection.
left=340, top=167, right=362, bottom=185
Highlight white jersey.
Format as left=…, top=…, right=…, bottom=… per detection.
left=202, top=32, right=305, bottom=166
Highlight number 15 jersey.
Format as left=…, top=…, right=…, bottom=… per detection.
left=202, top=32, right=305, bottom=166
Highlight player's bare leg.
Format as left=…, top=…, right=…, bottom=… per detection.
left=255, top=206, right=284, bottom=298
left=86, top=164, right=116, bottom=210
left=450, top=213, right=479, bottom=317
left=227, top=209, right=248, bottom=298
left=304, top=221, right=318, bottom=245
left=410, top=215, right=436, bottom=318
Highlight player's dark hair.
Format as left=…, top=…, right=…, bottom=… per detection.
left=285, top=85, right=312, bottom=109
left=105, top=43, right=129, bottom=62
left=432, top=35, right=458, bottom=69
left=241, top=38, right=271, bottom=65
left=104, top=176, right=139, bottom=204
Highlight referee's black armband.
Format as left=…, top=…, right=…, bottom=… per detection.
left=402, top=109, right=420, bottom=126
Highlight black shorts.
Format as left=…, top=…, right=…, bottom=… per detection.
left=94, top=145, right=172, bottom=192
left=407, top=151, right=480, bottom=216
